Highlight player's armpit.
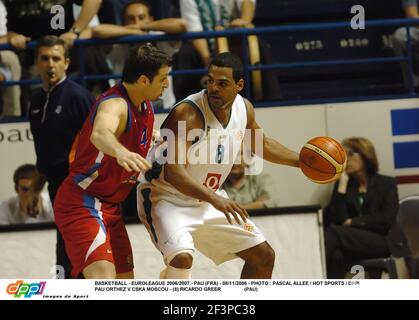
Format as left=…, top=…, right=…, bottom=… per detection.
left=160, top=102, right=205, bottom=165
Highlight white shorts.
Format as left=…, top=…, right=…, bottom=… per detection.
left=137, top=186, right=266, bottom=265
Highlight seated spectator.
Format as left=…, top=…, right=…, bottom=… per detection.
left=4, top=0, right=102, bottom=48
left=324, top=137, right=400, bottom=279
left=0, top=164, right=54, bottom=225
left=392, top=0, right=419, bottom=89
left=223, top=160, right=278, bottom=210
left=175, top=0, right=281, bottom=101
left=82, top=0, right=186, bottom=109
left=97, top=0, right=180, bottom=25
left=3, top=0, right=106, bottom=110
left=0, top=0, right=21, bottom=117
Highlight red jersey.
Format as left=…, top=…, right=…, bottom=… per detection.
left=67, top=82, right=154, bottom=203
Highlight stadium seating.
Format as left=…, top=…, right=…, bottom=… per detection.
left=254, top=0, right=405, bottom=100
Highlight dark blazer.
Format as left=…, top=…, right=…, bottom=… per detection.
left=325, top=174, right=410, bottom=257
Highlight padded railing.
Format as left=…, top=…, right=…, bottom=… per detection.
left=1, top=18, right=419, bottom=113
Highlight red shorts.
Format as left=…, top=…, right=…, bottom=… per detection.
left=54, top=180, right=133, bottom=278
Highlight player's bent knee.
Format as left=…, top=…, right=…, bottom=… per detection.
left=160, top=266, right=192, bottom=279
left=261, top=243, right=276, bottom=267
left=82, top=260, right=116, bottom=279
left=258, top=242, right=275, bottom=263
left=241, top=242, right=276, bottom=268
left=159, top=250, right=194, bottom=279
left=168, top=251, right=194, bottom=269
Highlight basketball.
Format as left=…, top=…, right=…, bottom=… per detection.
left=299, top=137, right=347, bottom=184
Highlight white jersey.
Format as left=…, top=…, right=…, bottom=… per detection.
left=140, top=89, right=247, bottom=205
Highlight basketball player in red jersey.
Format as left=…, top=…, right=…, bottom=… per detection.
left=54, top=44, right=172, bottom=279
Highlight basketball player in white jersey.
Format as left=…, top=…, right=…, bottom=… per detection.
left=137, top=52, right=300, bottom=279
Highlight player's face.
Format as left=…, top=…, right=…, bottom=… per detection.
left=124, top=3, right=152, bottom=28
left=145, top=66, right=170, bottom=101
left=36, top=45, right=69, bottom=89
left=344, top=148, right=364, bottom=175
left=207, top=65, right=244, bottom=109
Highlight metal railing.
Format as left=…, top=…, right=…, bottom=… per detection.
left=1, top=18, right=419, bottom=116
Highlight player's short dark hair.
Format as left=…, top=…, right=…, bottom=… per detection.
left=122, top=44, right=172, bottom=83
left=209, top=52, right=244, bottom=82
left=123, top=0, right=152, bottom=19
left=13, top=164, right=36, bottom=189
left=35, top=35, right=69, bottom=59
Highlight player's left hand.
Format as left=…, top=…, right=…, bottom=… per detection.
left=116, top=149, right=152, bottom=173
left=211, top=194, right=249, bottom=224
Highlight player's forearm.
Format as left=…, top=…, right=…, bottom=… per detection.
left=144, top=19, right=187, bottom=34
left=91, top=24, right=144, bottom=38
left=90, top=128, right=128, bottom=158
left=72, top=0, right=102, bottom=32
left=240, top=0, right=255, bottom=24
left=164, top=164, right=216, bottom=203
left=263, top=137, right=300, bottom=167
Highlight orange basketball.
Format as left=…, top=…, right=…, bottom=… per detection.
left=299, top=137, right=347, bottom=184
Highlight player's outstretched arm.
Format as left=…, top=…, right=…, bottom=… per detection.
left=244, top=98, right=300, bottom=168
left=90, top=98, right=151, bottom=173
left=162, top=103, right=248, bottom=224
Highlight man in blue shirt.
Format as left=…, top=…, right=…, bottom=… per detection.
left=392, top=0, right=419, bottom=88
left=26, top=35, right=94, bottom=279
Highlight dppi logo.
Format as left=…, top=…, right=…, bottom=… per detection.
left=6, top=280, right=46, bottom=298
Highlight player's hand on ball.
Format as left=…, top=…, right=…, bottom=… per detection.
left=116, top=149, right=151, bottom=173
left=299, top=136, right=347, bottom=184
left=211, top=194, right=249, bottom=224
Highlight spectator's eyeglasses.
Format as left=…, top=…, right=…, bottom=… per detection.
left=346, top=150, right=361, bottom=158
